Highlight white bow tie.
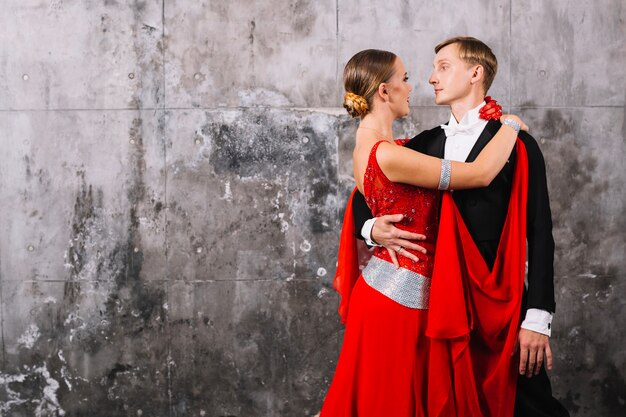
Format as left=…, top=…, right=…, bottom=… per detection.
left=440, top=122, right=482, bottom=137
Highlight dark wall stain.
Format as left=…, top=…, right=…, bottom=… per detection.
left=208, top=111, right=331, bottom=180
left=249, top=19, right=256, bottom=46
left=130, top=0, right=147, bottom=15
left=600, top=364, right=626, bottom=414
left=23, top=154, right=50, bottom=188
left=64, top=171, right=103, bottom=305
left=24, top=155, right=32, bottom=180
left=93, top=114, right=164, bottom=341
left=561, top=390, right=581, bottom=414
left=129, top=0, right=162, bottom=107
left=289, top=0, right=316, bottom=37
left=207, top=116, right=301, bottom=178
left=206, top=110, right=338, bottom=237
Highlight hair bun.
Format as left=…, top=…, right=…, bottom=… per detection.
left=343, top=91, right=369, bottom=118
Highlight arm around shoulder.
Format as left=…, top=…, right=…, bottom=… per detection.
left=376, top=120, right=519, bottom=191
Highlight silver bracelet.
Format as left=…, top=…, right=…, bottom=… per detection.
left=438, top=159, right=451, bottom=190
left=502, top=118, right=521, bottom=133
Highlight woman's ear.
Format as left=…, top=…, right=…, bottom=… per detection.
left=470, top=65, right=484, bottom=86
left=377, top=83, right=389, bottom=102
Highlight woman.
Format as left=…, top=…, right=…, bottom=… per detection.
left=320, top=49, right=527, bottom=416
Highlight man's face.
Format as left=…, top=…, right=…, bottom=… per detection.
left=428, top=43, right=475, bottom=105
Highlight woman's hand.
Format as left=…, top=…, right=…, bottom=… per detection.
left=479, top=96, right=502, bottom=120
left=500, top=114, right=529, bottom=132
left=482, top=98, right=529, bottom=133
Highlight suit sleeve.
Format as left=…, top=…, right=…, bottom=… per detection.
left=520, top=132, right=556, bottom=313
left=351, top=190, right=372, bottom=240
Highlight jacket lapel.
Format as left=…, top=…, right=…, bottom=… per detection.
left=432, top=128, right=447, bottom=158
left=465, top=120, right=501, bottom=162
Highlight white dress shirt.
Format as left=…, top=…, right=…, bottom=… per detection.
left=441, top=101, right=489, bottom=162
left=361, top=101, right=553, bottom=336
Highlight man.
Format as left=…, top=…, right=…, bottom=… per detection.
left=352, top=37, right=568, bottom=416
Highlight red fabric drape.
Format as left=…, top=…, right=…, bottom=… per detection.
left=333, top=188, right=360, bottom=324
left=427, top=139, right=529, bottom=417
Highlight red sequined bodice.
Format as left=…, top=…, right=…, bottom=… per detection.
left=363, top=140, right=440, bottom=277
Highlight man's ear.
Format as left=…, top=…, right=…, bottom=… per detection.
left=470, top=65, right=484, bottom=86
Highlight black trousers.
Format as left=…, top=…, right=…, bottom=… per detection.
left=515, top=364, right=570, bottom=417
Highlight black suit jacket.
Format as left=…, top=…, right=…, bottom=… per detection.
left=352, top=120, right=556, bottom=313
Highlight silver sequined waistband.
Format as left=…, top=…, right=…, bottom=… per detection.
left=362, top=256, right=431, bottom=309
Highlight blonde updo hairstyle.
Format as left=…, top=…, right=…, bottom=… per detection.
left=343, top=49, right=397, bottom=118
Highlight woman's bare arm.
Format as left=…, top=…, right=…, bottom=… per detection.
left=377, top=115, right=526, bottom=190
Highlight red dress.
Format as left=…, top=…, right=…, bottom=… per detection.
left=320, top=139, right=440, bottom=417
left=322, top=139, right=529, bottom=417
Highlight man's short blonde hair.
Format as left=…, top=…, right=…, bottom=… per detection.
left=435, top=36, right=498, bottom=93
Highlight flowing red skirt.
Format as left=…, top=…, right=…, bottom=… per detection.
left=320, top=271, right=519, bottom=417
left=320, top=276, right=445, bottom=417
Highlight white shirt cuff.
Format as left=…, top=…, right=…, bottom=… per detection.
left=520, top=308, right=553, bottom=337
left=361, top=218, right=382, bottom=247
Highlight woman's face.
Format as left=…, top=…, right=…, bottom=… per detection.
left=384, top=57, right=412, bottom=117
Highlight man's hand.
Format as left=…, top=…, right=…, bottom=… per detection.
left=516, top=328, right=553, bottom=377
left=371, top=214, right=427, bottom=268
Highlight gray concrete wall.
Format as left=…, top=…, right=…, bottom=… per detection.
left=0, top=1, right=623, bottom=416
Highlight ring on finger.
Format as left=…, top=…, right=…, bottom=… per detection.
left=397, top=245, right=403, bottom=252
